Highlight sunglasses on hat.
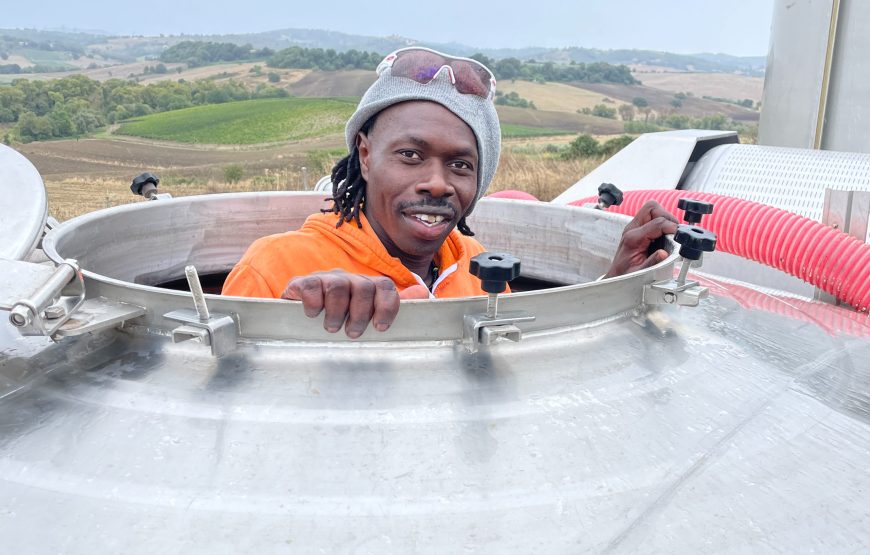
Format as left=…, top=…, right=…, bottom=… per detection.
left=376, top=47, right=497, bottom=100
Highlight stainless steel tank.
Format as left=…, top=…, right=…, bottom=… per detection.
left=1, top=144, right=869, bottom=553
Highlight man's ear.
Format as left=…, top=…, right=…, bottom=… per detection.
left=357, top=132, right=371, bottom=181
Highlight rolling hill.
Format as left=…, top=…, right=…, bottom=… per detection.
left=115, top=97, right=357, bottom=144
left=112, top=94, right=621, bottom=145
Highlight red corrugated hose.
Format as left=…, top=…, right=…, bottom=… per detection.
left=561, top=189, right=870, bottom=312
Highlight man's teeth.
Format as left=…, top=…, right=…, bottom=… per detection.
left=413, top=214, right=445, bottom=225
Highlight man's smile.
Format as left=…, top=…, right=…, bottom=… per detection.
left=401, top=207, right=453, bottom=240
left=402, top=204, right=454, bottom=223
left=412, top=213, right=446, bottom=225
left=399, top=199, right=457, bottom=234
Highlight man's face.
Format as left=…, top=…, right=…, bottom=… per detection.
left=358, top=101, right=479, bottom=264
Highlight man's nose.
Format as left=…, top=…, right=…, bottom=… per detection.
left=416, top=162, right=454, bottom=197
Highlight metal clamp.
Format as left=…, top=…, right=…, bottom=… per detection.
left=644, top=258, right=709, bottom=307
left=8, top=258, right=86, bottom=337
left=164, top=309, right=237, bottom=357
left=164, top=266, right=237, bottom=357
left=463, top=311, right=536, bottom=354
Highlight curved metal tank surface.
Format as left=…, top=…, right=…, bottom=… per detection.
left=1, top=191, right=869, bottom=553
left=0, top=145, right=48, bottom=261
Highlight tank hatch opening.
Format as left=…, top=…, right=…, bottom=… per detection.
left=30, top=191, right=682, bottom=346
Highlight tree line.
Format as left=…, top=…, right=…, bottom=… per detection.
left=470, top=53, right=639, bottom=85
left=163, top=41, right=639, bottom=85
left=159, top=41, right=275, bottom=67
left=623, top=113, right=755, bottom=136
left=158, top=41, right=381, bottom=71
left=267, top=46, right=383, bottom=71
left=0, top=74, right=288, bottom=143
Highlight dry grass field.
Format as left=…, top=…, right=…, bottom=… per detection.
left=495, top=106, right=624, bottom=134
left=2, top=54, right=34, bottom=67
left=497, top=81, right=608, bottom=112
left=1, top=60, right=311, bottom=87
left=635, top=71, right=764, bottom=104
left=488, top=148, right=601, bottom=200
left=139, top=64, right=311, bottom=88
left=578, top=82, right=759, bottom=122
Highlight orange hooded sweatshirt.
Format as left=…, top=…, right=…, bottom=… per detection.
left=222, top=212, right=492, bottom=299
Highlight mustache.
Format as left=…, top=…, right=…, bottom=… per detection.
left=396, top=197, right=457, bottom=218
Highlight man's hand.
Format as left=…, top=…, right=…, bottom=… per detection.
left=604, top=200, right=679, bottom=278
left=281, top=270, right=429, bottom=338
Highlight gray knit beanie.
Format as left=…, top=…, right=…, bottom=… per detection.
left=345, top=57, right=501, bottom=214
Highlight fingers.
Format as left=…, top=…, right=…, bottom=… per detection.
left=648, top=201, right=679, bottom=225
left=637, top=249, right=670, bottom=271
left=372, top=279, right=402, bottom=332
left=281, top=276, right=325, bottom=317
left=281, top=272, right=404, bottom=337
left=621, top=216, right=678, bottom=249
left=322, top=275, right=353, bottom=334
left=606, top=214, right=679, bottom=278
left=624, top=200, right=679, bottom=232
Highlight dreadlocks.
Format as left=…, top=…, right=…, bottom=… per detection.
left=324, top=115, right=475, bottom=236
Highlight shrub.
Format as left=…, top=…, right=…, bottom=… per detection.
left=562, top=134, right=600, bottom=159
left=624, top=121, right=663, bottom=133
left=494, top=90, right=535, bottom=109
left=600, top=135, right=634, bottom=156
left=591, top=104, right=617, bottom=119
left=223, top=164, right=243, bottom=183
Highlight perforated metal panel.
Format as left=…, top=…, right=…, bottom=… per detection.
left=683, top=144, right=870, bottom=221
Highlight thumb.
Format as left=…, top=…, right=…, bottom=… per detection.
left=638, top=249, right=669, bottom=271
left=399, top=285, right=430, bottom=300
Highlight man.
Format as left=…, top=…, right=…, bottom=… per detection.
left=223, top=47, right=677, bottom=337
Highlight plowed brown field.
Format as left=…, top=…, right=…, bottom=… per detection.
left=17, top=134, right=346, bottom=180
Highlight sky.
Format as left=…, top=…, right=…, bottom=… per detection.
left=3, top=0, right=776, bottom=57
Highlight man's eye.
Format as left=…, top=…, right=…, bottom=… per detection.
left=398, top=150, right=421, bottom=159
left=450, top=160, right=473, bottom=171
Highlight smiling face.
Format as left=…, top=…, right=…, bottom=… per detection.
left=357, top=101, right=479, bottom=272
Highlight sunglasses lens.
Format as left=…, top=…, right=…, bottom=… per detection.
left=451, top=61, right=492, bottom=98
left=390, top=49, right=446, bottom=81
left=387, top=49, right=494, bottom=99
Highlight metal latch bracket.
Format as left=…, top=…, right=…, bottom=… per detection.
left=463, top=311, right=535, bottom=354
left=644, top=278, right=709, bottom=307
left=164, top=309, right=238, bottom=357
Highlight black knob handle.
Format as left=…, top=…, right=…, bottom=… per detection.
left=677, top=198, right=714, bottom=224
left=674, top=224, right=717, bottom=261
left=131, top=172, right=160, bottom=197
left=598, top=183, right=623, bottom=208
left=469, top=252, right=521, bottom=294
